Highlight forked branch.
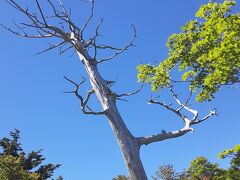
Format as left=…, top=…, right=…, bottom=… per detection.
left=97, top=25, right=137, bottom=64
left=169, top=85, right=198, bottom=120
left=2, top=0, right=136, bottom=65
left=116, top=82, right=144, bottom=98
left=1, top=0, right=85, bottom=55
left=81, top=0, right=95, bottom=38
left=64, top=76, right=105, bottom=115
left=138, top=86, right=217, bottom=146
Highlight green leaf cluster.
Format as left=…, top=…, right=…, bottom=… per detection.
left=185, top=157, right=226, bottom=180
left=137, top=0, right=240, bottom=101
left=218, top=144, right=240, bottom=179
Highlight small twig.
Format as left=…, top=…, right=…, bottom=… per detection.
left=177, top=91, right=193, bottom=112
left=191, top=108, right=217, bottom=125
left=117, top=82, right=144, bottom=98
left=59, top=45, right=73, bottom=55
left=81, top=0, right=94, bottom=38
left=148, top=99, right=187, bottom=121
left=85, top=17, right=103, bottom=48
left=0, top=23, right=53, bottom=38
left=116, top=97, right=128, bottom=102
left=64, top=75, right=85, bottom=86
left=36, top=41, right=67, bottom=55
left=97, top=25, right=137, bottom=63
left=35, top=0, right=48, bottom=25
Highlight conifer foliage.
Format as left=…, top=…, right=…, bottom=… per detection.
left=0, top=130, right=62, bottom=180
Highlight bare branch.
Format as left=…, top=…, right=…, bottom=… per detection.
left=116, top=97, right=128, bottom=102
left=81, top=90, right=105, bottom=115
left=148, top=99, right=187, bottom=121
left=59, top=45, right=73, bottom=55
left=170, top=79, right=193, bottom=84
left=93, top=44, right=123, bottom=51
left=0, top=23, right=53, bottom=38
left=97, top=25, right=137, bottom=63
left=2, top=0, right=71, bottom=40
left=83, top=89, right=94, bottom=106
left=36, top=41, right=67, bottom=55
left=169, top=86, right=199, bottom=120
left=137, top=127, right=192, bottom=146
left=139, top=91, right=218, bottom=146
left=85, top=17, right=103, bottom=48
left=56, top=0, right=81, bottom=35
left=4, top=0, right=45, bottom=27
left=64, top=76, right=105, bottom=115
left=93, top=39, right=98, bottom=60
left=117, top=83, right=144, bottom=98
left=81, top=0, right=95, bottom=38
left=58, top=0, right=69, bottom=18
left=191, top=108, right=217, bottom=125
left=137, top=106, right=217, bottom=146
left=35, top=0, right=48, bottom=25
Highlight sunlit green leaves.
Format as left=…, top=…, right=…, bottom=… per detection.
left=218, top=144, right=240, bottom=167
left=218, top=144, right=240, bottom=179
left=137, top=63, right=170, bottom=92
left=186, top=156, right=225, bottom=180
left=137, top=0, right=240, bottom=102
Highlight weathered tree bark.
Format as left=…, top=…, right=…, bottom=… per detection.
left=74, top=40, right=148, bottom=179
left=105, top=106, right=147, bottom=180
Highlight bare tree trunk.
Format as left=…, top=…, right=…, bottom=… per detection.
left=2, top=1, right=217, bottom=179
left=105, top=105, right=147, bottom=180
left=78, top=51, right=148, bottom=179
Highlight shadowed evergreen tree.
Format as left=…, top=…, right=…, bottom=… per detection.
left=0, top=129, right=61, bottom=180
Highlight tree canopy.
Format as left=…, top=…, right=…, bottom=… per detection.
left=151, top=144, right=240, bottom=180
left=138, top=0, right=240, bottom=102
left=218, top=144, right=240, bottom=179
left=0, top=129, right=62, bottom=180
left=184, top=156, right=225, bottom=180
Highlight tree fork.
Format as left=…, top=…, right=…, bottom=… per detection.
left=2, top=0, right=228, bottom=179
left=75, top=42, right=148, bottom=179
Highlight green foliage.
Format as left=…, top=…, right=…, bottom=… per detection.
left=153, top=144, right=240, bottom=180
left=0, top=155, right=39, bottom=180
left=218, top=144, right=240, bottom=179
left=185, top=156, right=226, bottom=180
left=138, top=0, right=240, bottom=101
left=0, top=129, right=61, bottom=180
left=218, top=144, right=240, bottom=165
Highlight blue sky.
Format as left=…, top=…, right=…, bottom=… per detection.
left=0, top=0, right=239, bottom=179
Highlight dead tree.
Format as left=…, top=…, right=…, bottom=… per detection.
left=1, top=0, right=217, bottom=179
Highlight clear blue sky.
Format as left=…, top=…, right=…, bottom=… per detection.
left=0, top=0, right=239, bottom=179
